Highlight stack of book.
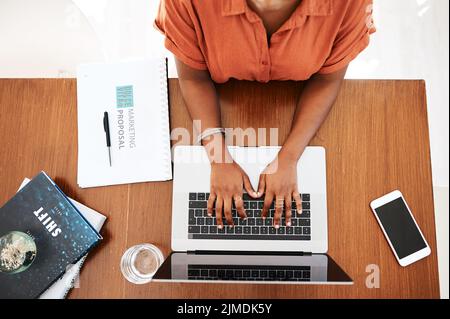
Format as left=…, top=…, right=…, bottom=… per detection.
left=0, top=172, right=105, bottom=299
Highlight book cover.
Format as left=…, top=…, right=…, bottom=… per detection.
left=0, top=172, right=102, bottom=299
left=17, top=178, right=107, bottom=299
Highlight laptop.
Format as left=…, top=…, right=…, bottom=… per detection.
left=153, top=145, right=352, bottom=284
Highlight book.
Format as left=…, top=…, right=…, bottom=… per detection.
left=17, top=178, right=107, bottom=299
left=76, top=58, right=172, bottom=188
left=0, top=172, right=102, bottom=299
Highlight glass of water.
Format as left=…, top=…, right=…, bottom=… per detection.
left=120, top=243, right=164, bottom=284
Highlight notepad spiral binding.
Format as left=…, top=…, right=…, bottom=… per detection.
left=159, top=58, right=172, bottom=179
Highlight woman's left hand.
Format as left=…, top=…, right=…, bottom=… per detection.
left=257, top=153, right=302, bottom=228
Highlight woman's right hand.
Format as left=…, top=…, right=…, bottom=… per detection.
left=207, top=161, right=258, bottom=229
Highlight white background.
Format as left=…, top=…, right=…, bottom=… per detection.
left=0, top=0, right=448, bottom=298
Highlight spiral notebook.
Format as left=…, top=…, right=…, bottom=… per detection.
left=76, top=58, right=172, bottom=188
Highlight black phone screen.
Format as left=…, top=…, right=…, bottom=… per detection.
left=374, top=197, right=427, bottom=259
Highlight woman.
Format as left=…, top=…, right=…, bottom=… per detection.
left=155, top=0, right=375, bottom=229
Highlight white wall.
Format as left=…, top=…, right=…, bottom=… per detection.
left=0, top=0, right=448, bottom=298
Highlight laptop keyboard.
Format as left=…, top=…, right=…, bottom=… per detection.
left=187, top=264, right=311, bottom=281
left=188, top=192, right=311, bottom=240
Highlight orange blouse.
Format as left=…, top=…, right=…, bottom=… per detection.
left=155, top=0, right=375, bottom=83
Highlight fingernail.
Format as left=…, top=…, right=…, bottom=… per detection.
left=262, top=216, right=266, bottom=220
left=287, top=221, right=291, bottom=227
left=208, top=213, right=212, bottom=217
left=298, top=209, right=302, bottom=215
left=218, top=225, right=223, bottom=229
left=275, top=224, right=279, bottom=229
left=244, top=217, right=248, bottom=220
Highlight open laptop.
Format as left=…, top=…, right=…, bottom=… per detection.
left=153, top=145, right=352, bottom=284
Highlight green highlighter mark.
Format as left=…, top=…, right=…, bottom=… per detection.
left=116, top=85, right=134, bottom=108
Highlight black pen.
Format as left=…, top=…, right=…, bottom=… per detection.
left=103, top=111, right=112, bottom=166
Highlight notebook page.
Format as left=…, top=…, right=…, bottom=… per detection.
left=77, top=58, right=172, bottom=188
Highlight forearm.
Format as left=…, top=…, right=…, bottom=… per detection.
left=178, top=77, right=221, bottom=133
left=280, top=67, right=347, bottom=161
left=175, top=58, right=231, bottom=163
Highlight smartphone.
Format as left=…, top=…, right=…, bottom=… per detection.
left=370, top=190, right=431, bottom=267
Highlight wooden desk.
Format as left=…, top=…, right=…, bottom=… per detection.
left=0, top=79, right=439, bottom=298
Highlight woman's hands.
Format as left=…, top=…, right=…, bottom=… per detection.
left=203, top=132, right=303, bottom=230
left=258, top=154, right=302, bottom=228
left=207, top=161, right=258, bottom=229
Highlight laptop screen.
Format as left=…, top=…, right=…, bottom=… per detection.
left=153, top=253, right=352, bottom=284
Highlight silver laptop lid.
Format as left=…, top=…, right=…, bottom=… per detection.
left=153, top=252, right=352, bottom=285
